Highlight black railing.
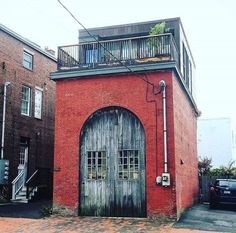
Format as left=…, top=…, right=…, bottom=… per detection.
left=58, top=33, right=179, bottom=71
left=26, top=167, right=52, bottom=200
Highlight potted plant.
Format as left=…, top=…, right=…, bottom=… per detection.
left=148, top=22, right=169, bottom=57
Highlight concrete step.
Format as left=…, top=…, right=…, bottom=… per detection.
left=15, top=195, right=26, bottom=200
left=12, top=186, right=39, bottom=203
left=18, top=191, right=27, bottom=196
left=28, top=187, right=39, bottom=200
left=11, top=198, right=28, bottom=203
left=29, top=192, right=34, bottom=199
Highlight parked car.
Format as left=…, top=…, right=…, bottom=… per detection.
left=209, top=179, right=236, bottom=208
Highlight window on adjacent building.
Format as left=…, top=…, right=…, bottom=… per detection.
left=23, top=50, right=33, bottom=70
left=34, top=87, right=43, bottom=119
left=21, top=85, right=31, bottom=116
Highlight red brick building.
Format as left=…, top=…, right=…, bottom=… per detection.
left=51, top=18, right=199, bottom=218
left=0, top=24, right=56, bottom=201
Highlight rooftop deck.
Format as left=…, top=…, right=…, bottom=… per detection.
left=57, top=33, right=179, bottom=72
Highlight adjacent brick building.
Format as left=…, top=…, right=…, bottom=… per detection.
left=51, top=17, right=199, bottom=218
left=0, top=24, right=56, bottom=201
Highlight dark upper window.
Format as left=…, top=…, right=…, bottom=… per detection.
left=85, top=49, right=98, bottom=64
left=182, top=43, right=192, bottom=93
left=23, top=50, right=33, bottom=70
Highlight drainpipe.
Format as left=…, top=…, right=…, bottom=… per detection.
left=1, top=81, right=11, bottom=159
left=159, top=80, right=168, bottom=173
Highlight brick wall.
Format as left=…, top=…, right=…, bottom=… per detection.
left=53, top=71, right=184, bottom=217
left=0, top=29, right=56, bottom=191
left=172, top=76, right=199, bottom=218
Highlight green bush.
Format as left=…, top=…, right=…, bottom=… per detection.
left=149, top=22, right=167, bottom=36
left=41, top=205, right=53, bottom=217
left=198, top=157, right=236, bottom=176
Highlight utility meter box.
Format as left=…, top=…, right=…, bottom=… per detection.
left=156, top=176, right=162, bottom=184
left=0, top=160, right=9, bottom=185
left=162, top=173, right=170, bottom=186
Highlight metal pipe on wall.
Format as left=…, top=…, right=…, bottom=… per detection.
left=1, top=81, right=11, bottom=159
left=159, top=80, right=168, bottom=173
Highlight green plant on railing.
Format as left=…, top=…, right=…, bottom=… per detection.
left=148, top=22, right=169, bottom=56
left=149, top=22, right=168, bottom=35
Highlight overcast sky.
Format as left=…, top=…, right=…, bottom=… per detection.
left=1, top=0, right=236, bottom=127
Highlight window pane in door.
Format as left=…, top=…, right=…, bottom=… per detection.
left=118, top=150, right=139, bottom=179
left=86, top=151, right=106, bottom=179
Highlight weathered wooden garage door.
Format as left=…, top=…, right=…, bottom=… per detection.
left=80, top=107, right=146, bottom=217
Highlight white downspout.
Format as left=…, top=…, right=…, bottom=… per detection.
left=1, top=81, right=11, bottom=159
left=159, top=80, right=168, bottom=173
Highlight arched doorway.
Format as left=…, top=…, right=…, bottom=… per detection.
left=80, top=107, right=146, bottom=217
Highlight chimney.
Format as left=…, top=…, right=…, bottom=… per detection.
left=44, top=46, right=55, bottom=56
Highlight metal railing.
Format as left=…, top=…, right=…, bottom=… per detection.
left=26, top=168, right=52, bottom=200
left=12, top=170, right=26, bottom=200
left=58, top=33, right=179, bottom=71
left=26, top=169, right=38, bottom=199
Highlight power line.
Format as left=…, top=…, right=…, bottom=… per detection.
left=57, top=0, right=160, bottom=89
left=57, top=0, right=132, bottom=71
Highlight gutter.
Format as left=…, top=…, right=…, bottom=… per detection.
left=1, top=81, right=11, bottom=159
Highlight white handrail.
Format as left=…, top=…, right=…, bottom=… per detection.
left=12, top=170, right=24, bottom=184
left=12, top=170, right=25, bottom=200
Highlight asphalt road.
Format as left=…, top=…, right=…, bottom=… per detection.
left=0, top=200, right=52, bottom=219
left=174, top=204, right=236, bottom=232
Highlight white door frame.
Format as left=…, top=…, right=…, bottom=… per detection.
left=18, top=145, right=28, bottom=184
